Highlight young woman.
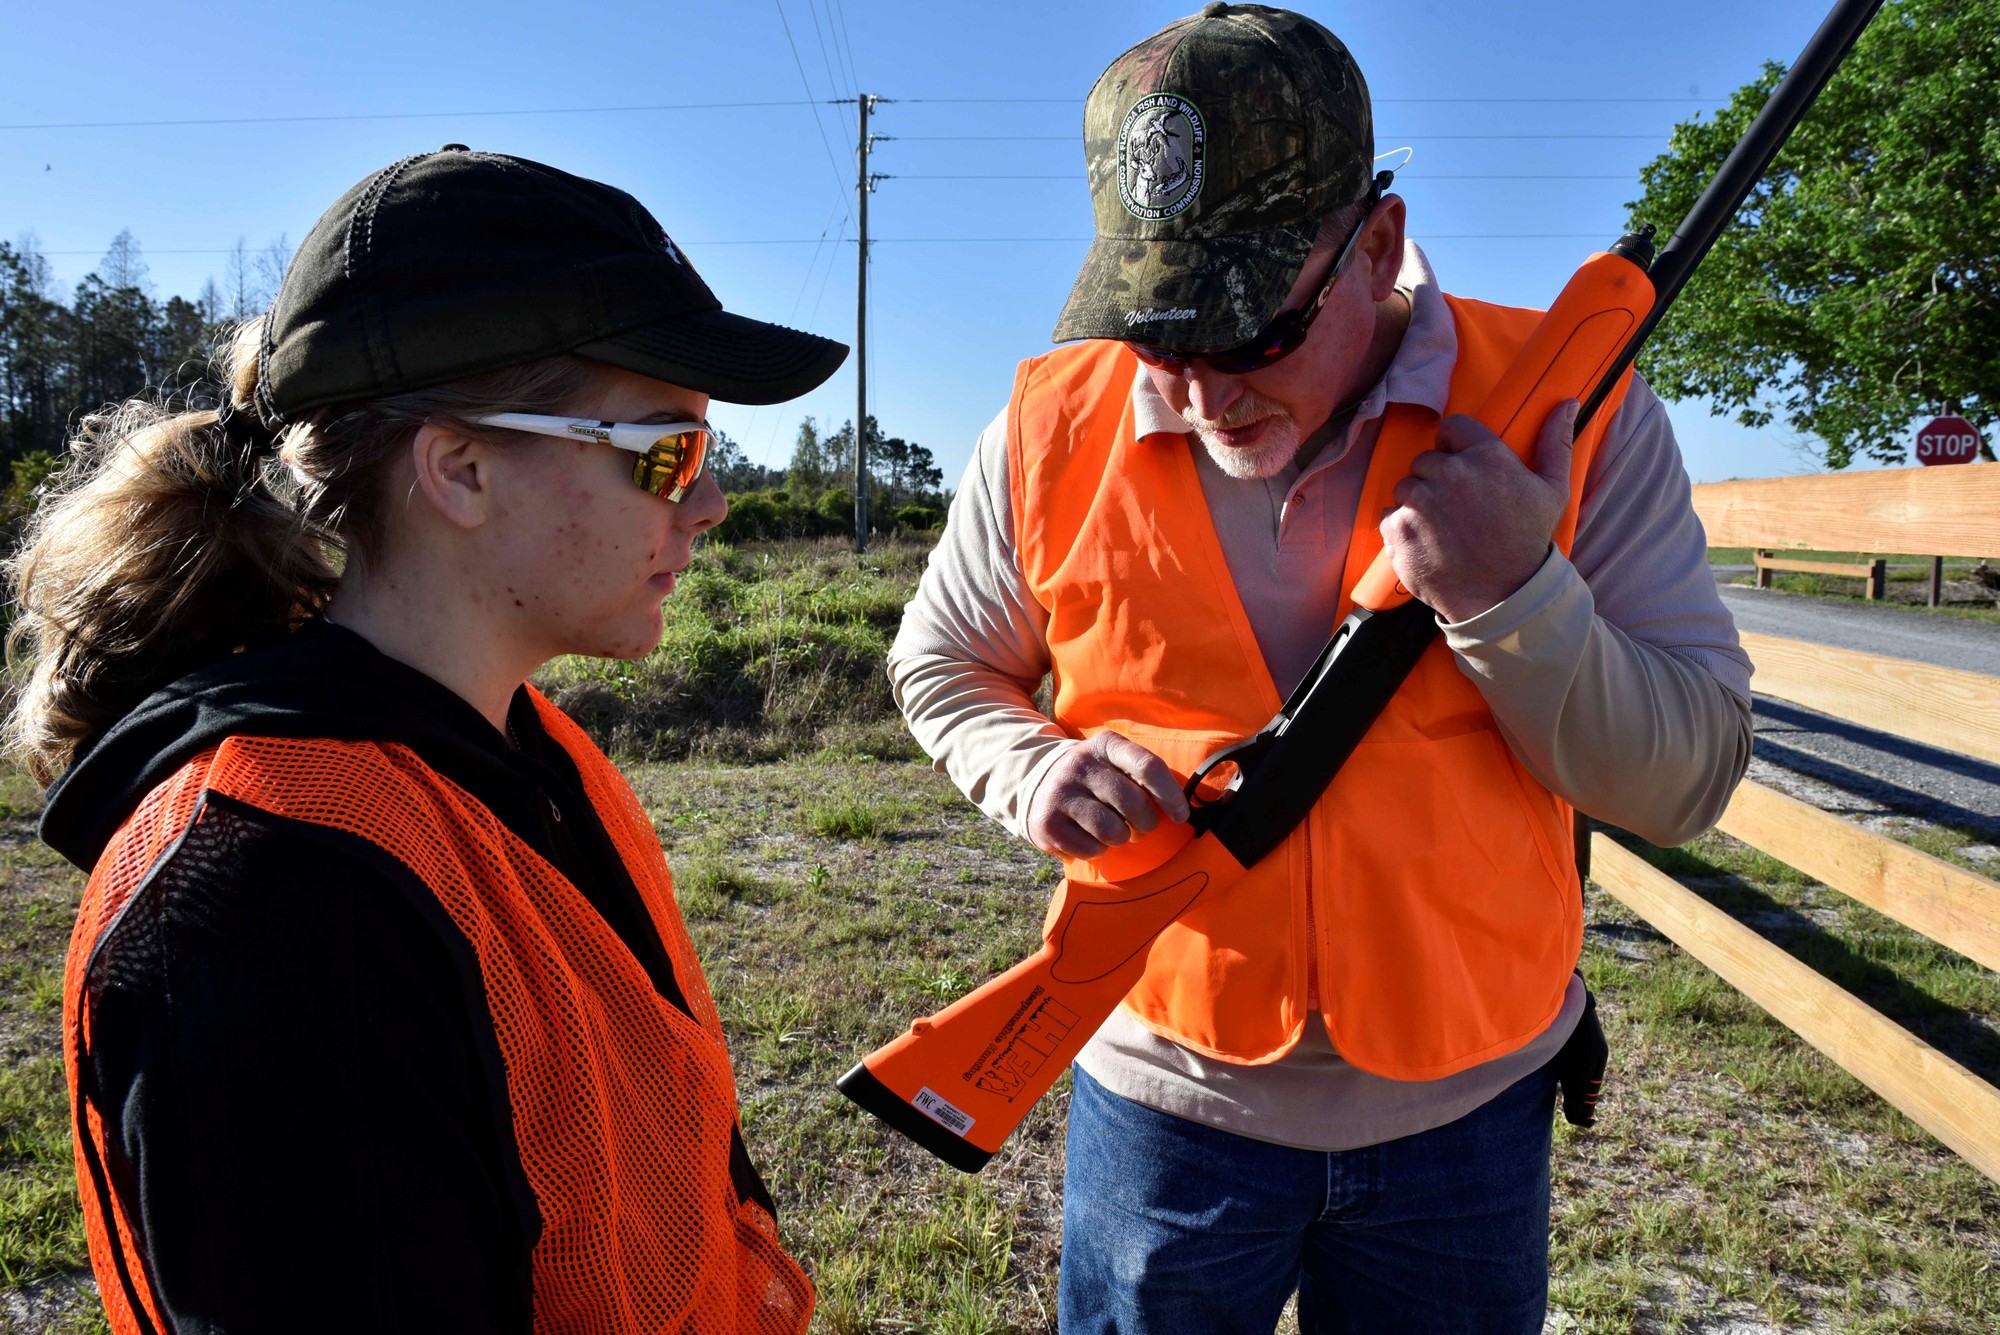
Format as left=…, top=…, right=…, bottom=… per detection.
left=9, top=145, right=846, bottom=1335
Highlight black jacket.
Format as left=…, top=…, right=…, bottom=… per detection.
left=46, top=621, right=767, bottom=1334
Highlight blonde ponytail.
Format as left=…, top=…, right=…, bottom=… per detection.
left=6, top=322, right=610, bottom=782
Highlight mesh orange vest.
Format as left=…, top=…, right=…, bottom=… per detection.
left=63, top=688, right=811, bottom=1335
left=1007, top=298, right=1633, bottom=1080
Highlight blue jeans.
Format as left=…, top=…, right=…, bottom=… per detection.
left=1058, top=1060, right=1558, bottom=1334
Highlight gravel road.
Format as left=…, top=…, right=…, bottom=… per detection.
left=1720, top=582, right=1999, bottom=675
left=1713, top=582, right=2000, bottom=843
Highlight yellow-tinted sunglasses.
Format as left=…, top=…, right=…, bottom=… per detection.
left=475, top=412, right=713, bottom=502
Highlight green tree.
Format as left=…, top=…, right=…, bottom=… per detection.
left=871, top=432, right=944, bottom=508
left=706, top=426, right=782, bottom=493
left=787, top=416, right=839, bottom=496
left=820, top=416, right=946, bottom=510
left=70, top=271, right=158, bottom=412
left=0, top=230, right=243, bottom=467
left=0, top=237, right=74, bottom=458
left=1625, top=0, right=1998, bottom=467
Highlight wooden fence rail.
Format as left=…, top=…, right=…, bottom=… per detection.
left=1692, top=464, right=2000, bottom=557
left=1715, top=780, right=2000, bottom=976
left=1592, top=837, right=2000, bottom=1184
left=1737, top=631, right=2000, bottom=767
left=1611, top=463, right=2000, bottom=1182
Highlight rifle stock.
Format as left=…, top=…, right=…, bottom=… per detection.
left=837, top=829, right=1247, bottom=1170
left=1347, top=246, right=1654, bottom=611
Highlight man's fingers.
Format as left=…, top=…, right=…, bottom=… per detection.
left=1433, top=413, right=1486, bottom=454
left=1041, top=812, right=1109, bottom=862
left=1080, top=765, right=1160, bottom=835
left=1026, top=732, right=1194, bottom=860
left=1532, top=399, right=1579, bottom=493
left=1061, top=787, right=1136, bottom=848
left=1407, top=449, right=1449, bottom=481
left=1101, top=734, right=1191, bottom=824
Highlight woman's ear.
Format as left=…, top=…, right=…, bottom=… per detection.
left=408, top=421, right=495, bottom=530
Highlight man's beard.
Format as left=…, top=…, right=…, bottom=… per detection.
left=1181, top=391, right=1302, bottom=480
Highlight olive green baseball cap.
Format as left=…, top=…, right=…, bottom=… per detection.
left=253, top=145, right=848, bottom=424
left=1051, top=2, right=1376, bottom=350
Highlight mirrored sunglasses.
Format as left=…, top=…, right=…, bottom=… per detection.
left=474, top=412, right=713, bottom=502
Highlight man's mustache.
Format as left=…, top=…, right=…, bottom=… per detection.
left=1181, top=391, right=1291, bottom=434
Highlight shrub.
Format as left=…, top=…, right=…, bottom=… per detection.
left=537, top=535, right=936, bottom=762
left=892, top=503, right=942, bottom=533
left=815, top=488, right=853, bottom=528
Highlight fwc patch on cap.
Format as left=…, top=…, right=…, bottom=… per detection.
left=1117, top=93, right=1206, bottom=221
left=1055, top=5, right=1375, bottom=348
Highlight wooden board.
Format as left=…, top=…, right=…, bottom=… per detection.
left=1591, top=835, right=2000, bottom=1183
left=1741, top=631, right=2000, bottom=767
left=1716, top=779, right=2000, bottom=974
left=1693, top=466, right=2000, bottom=557
left=1753, top=553, right=1880, bottom=578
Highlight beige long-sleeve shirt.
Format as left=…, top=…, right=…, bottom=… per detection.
left=888, top=242, right=1753, bottom=1150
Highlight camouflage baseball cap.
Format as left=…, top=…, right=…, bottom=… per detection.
left=1051, top=2, right=1375, bottom=350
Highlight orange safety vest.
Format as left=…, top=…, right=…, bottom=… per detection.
left=62, top=688, right=811, bottom=1335
left=1007, top=296, right=1633, bottom=1080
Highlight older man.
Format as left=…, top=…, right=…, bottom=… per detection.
left=888, top=5, right=1752, bottom=1331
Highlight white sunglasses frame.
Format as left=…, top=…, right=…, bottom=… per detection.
left=473, top=412, right=713, bottom=502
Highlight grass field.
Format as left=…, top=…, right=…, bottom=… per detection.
left=1, top=538, right=1997, bottom=1333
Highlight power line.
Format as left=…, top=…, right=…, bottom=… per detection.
left=804, top=0, right=848, bottom=101
left=37, top=231, right=1631, bottom=258
left=757, top=209, right=854, bottom=464
left=898, top=96, right=1716, bottom=104
left=0, top=101, right=820, bottom=131
left=771, top=0, right=855, bottom=224
left=738, top=195, right=847, bottom=458
left=893, top=133, right=1669, bottom=142
left=852, top=233, right=1623, bottom=242
left=783, top=199, right=847, bottom=324
left=828, top=0, right=863, bottom=94
left=890, top=173, right=1634, bottom=181
left=0, top=95, right=1728, bottom=133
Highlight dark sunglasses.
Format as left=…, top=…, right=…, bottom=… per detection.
left=1129, top=174, right=1389, bottom=376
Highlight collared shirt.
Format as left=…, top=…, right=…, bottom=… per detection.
left=887, top=241, right=1753, bottom=1149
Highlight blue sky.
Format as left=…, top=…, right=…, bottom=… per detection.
left=2, top=0, right=1867, bottom=487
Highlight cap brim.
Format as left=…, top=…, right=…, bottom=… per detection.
left=577, top=308, right=849, bottom=406
left=1051, top=226, right=1316, bottom=349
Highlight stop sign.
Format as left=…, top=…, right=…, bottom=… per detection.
left=1915, top=416, right=1983, bottom=466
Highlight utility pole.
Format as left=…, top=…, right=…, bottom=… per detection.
left=843, top=94, right=891, bottom=553
left=855, top=94, right=872, bottom=553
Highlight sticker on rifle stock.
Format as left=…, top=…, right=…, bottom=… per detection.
left=912, top=1087, right=975, bottom=1136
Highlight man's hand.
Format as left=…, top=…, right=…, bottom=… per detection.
left=1381, top=399, right=1578, bottom=623
left=1027, top=732, right=1191, bottom=861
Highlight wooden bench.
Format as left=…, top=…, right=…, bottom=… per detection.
left=1753, top=550, right=1886, bottom=599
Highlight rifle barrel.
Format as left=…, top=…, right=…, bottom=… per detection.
left=1576, top=0, right=1885, bottom=432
